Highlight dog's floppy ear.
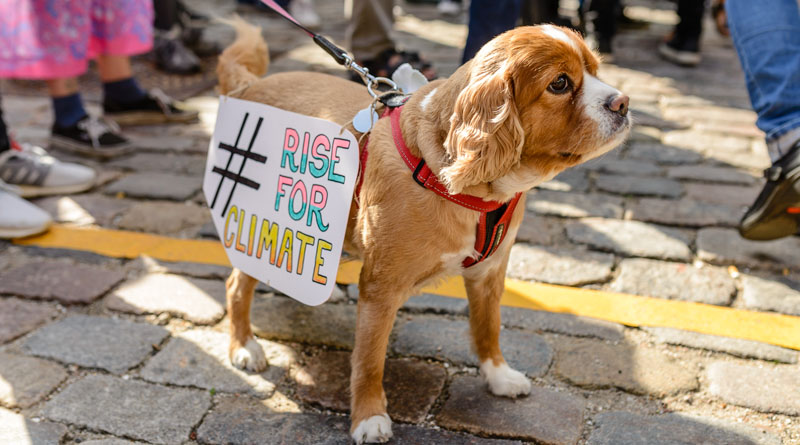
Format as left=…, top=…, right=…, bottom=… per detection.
left=441, top=47, right=524, bottom=194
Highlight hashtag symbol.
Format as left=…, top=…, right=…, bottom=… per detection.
left=209, top=112, right=267, bottom=217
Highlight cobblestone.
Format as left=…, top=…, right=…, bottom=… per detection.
left=0, top=352, right=67, bottom=408
left=107, top=273, right=227, bottom=324
left=535, top=168, right=589, bottom=192
left=294, top=350, right=446, bottom=422
left=585, top=158, right=663, bottom=175
left=609, top=258, right=735, bottom=305
left=104, top=172, right=202, bottom=201
left=0, top=298, right=58, bottom=343
left=500, top=307, right=625, bottom=341
left=507, top=244, right=615, bottom=286
left=553, top=338, right=698, bottom=396
left=33, top=193, right=133, bottom=226
left=588, top=412, right=781, bottom=445
left=402, top=293, right=468, bottom=314
left=594, top=174, right=683, bottom=198
left=740, top=274, right=800, bottom=316
left=0, top=407, right=67, bottom=445
left=23, top=315, right=169, bottom=373
left=436, top=375, right=586, bottom=444
left=0, top=261, right=124, bottom=304
left=251, top=295, right=357, bottom=348
left=697, top=228, right=800, bottom=269
left=683, top=182, right=760, bottom=207
left=514, top=214, right=566, bottom=245
left=628, top=197, right=741, bottom=227
left=624, top=141, right=704, bottom=164
left=42, top=374, right=210, bottom=444
left=527, top=190, right=624, bottom=219
left=707, top=362, right=800, bottom=415
left=644, top=327, right=797, bottom=363
left=566, top=218, right=692, bottom=261
left=115, top=201, right=211, bottom=235
left=392, top=317, right=553, bottom=377
left=667, top=165, right=757, bottom=185
left=141, top=329, right=293, bottom=397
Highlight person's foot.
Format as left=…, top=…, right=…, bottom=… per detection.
left=350, top=48, right=437, bottom=84
left=740, top=141, right=800, bottom=240
left=154, top=26, right=201, bottom=75
left=0, top=179, right=52, bottom=239
left=289, top=0, right=321, bottom=29
left=658, top=35, right=701, bottom=67
left=51, top=115, right=132, bottom=159
left=0, top=141, right=96, bottom=198
left=437, top=0, right=462, bottom=16
left=103, top=89, right=199, bottom=126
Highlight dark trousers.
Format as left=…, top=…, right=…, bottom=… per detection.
left=676, top=0, right=705, bottom=41
left=0, top=100, right=9, bottom=152
left=462, top=0, right=521, bottom=63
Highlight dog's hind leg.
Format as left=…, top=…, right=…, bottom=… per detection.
left=225, top=268, right=267, bottom=372
left=463, top=253, right=531, bottom=398
left=349, top=267, right=406, bottom=444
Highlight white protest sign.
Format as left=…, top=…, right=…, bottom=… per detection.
left=203, top=96, right=358, bottom=306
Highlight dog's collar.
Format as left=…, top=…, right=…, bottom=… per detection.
left=357, top=103, right=522, bottom=268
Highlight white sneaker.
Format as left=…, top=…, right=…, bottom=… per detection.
left=0, top=179, right=52, bottom=239
left=289, top=0, right=321, bottom=29
left=0, top=142, right=96, bottom=198
left=437, top=0, right=462, bottom=16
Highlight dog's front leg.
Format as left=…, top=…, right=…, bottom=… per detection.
left=225, top=268, right=267, bottom=372
left=464, top=256, right=531, bottom=398
left=349, top=272, right=404, bottom=444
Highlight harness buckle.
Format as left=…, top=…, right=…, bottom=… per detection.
left=412, top=160, right=428, bottom=187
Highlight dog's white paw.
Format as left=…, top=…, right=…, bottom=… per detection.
left=480, top=360, right=531, bottom=398
left=230, top=337, right=267, bottom=372
left=351, top=414, right=393, bottom=444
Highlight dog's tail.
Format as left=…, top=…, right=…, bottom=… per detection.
left=217, top=16, right=269, bottom=95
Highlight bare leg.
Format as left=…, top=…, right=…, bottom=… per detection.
left=46, top=78, right=79, bottom=98
left=96, top=54, right=134, bottom=83
left=464, top=257, right=531, bottom=398
left=225, top=268, right=266, bottom=372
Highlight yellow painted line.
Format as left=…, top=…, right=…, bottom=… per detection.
left=14, top=224, right=800, bottom=351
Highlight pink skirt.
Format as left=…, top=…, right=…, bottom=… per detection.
left=0, top=0, right=153, bottom=79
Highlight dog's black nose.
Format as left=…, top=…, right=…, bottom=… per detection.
left=605, top=94, right=629, bottom=117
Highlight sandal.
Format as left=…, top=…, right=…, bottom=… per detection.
left=711, top=0, right=729, bottom=37
left=349, top=48, right=437, bottom=84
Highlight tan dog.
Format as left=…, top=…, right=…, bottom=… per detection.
left=218, top=20, right=630, bottom=444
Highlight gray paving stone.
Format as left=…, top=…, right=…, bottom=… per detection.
left=594, top=174, right=683, bottom=198
left=553, top=338, right=698, bottom=396
left=141, top=329, right=294, bottom=397
left=107, top=273, right=227, bottom=324
left=629, top=197, right=741, bottom=227
left=514, top=214, right=566, bottom=245
left=23, top=315, right=169, bottom=373
left=0, top=261, right=124, bottom=304
left=81, top=440, right=141, bottom=445
left=294, top=350, right=446, bottom=423
left=402, top=293, right=468, bottom=314
left=535, top=168, right=590, bottom=193
left=588, top=411, right=781, bottom=445
left=527, top=190, right=624, bottom=219
left=507, top=244, right=615, bottom=286
left=667, top=165, right=757, bottom=185
left=644, top=327, right=797, bottom=364
left=566, top=218, right=692, bottom=261
left=436, top=375, right=585, bottom=444
left=697, top=228, right=800, bottom=269
left=0, top=407, right=67, bottom=445
left=609, top=258, right=735, bottom=305
left=684, top=182, right=760, bottom=207
left=662, top=130, right=751, bottom=153
left=128, top=255, right=232, bottom=280
left=624, top=142, right=704, bottom=164
left=741, top=274, right=800, bottom=316
left=108, top=152, right=206, bottom=175
left=251, top=296, right=357, bottom=348
left=104, top=172, right=202, bottom=201
left=707, top=362, right=800, bottom=415
left=391, top=425, right=523, bottom=444
left=0, top=298, right=58, bottom=343
left=42, top=374, right=210, bottom=445
left=33, top=193, right=133, bottom=226
left=584, top=158, right=663, bottom=175
left=133, top=135, right=205, bottom=153
left=500, top=307, right=624, bottom=341
left=392, top=317, right=553, bottom=377
left=0, top=353, right=67, bottom=409
left=115, top=201, right=211, bottom=235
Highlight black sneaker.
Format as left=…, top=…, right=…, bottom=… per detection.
left=50, top=115, right=132, bottom=159
left=658, top=35, right=701, bottom=67
left=153, top=27, right=201, bottom=75
left=104, top=89, right=199, bottom=126
left=740, top=142, right=800, bottom=240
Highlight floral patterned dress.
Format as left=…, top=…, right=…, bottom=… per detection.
left=0, top=0, right=153, bottom=79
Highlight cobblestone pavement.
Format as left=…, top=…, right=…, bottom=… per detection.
left=2, top=0, right=800, bottom=444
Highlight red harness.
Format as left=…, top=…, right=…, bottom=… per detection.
left=356, top=104, right=522, bottom=268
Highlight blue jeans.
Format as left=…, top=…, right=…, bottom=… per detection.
left=727, top=0, right=800, bottom=161
left=462, top=0, right=521, bottom=64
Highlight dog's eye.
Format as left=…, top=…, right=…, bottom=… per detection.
left=548, top=74, right=571, bottom=94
